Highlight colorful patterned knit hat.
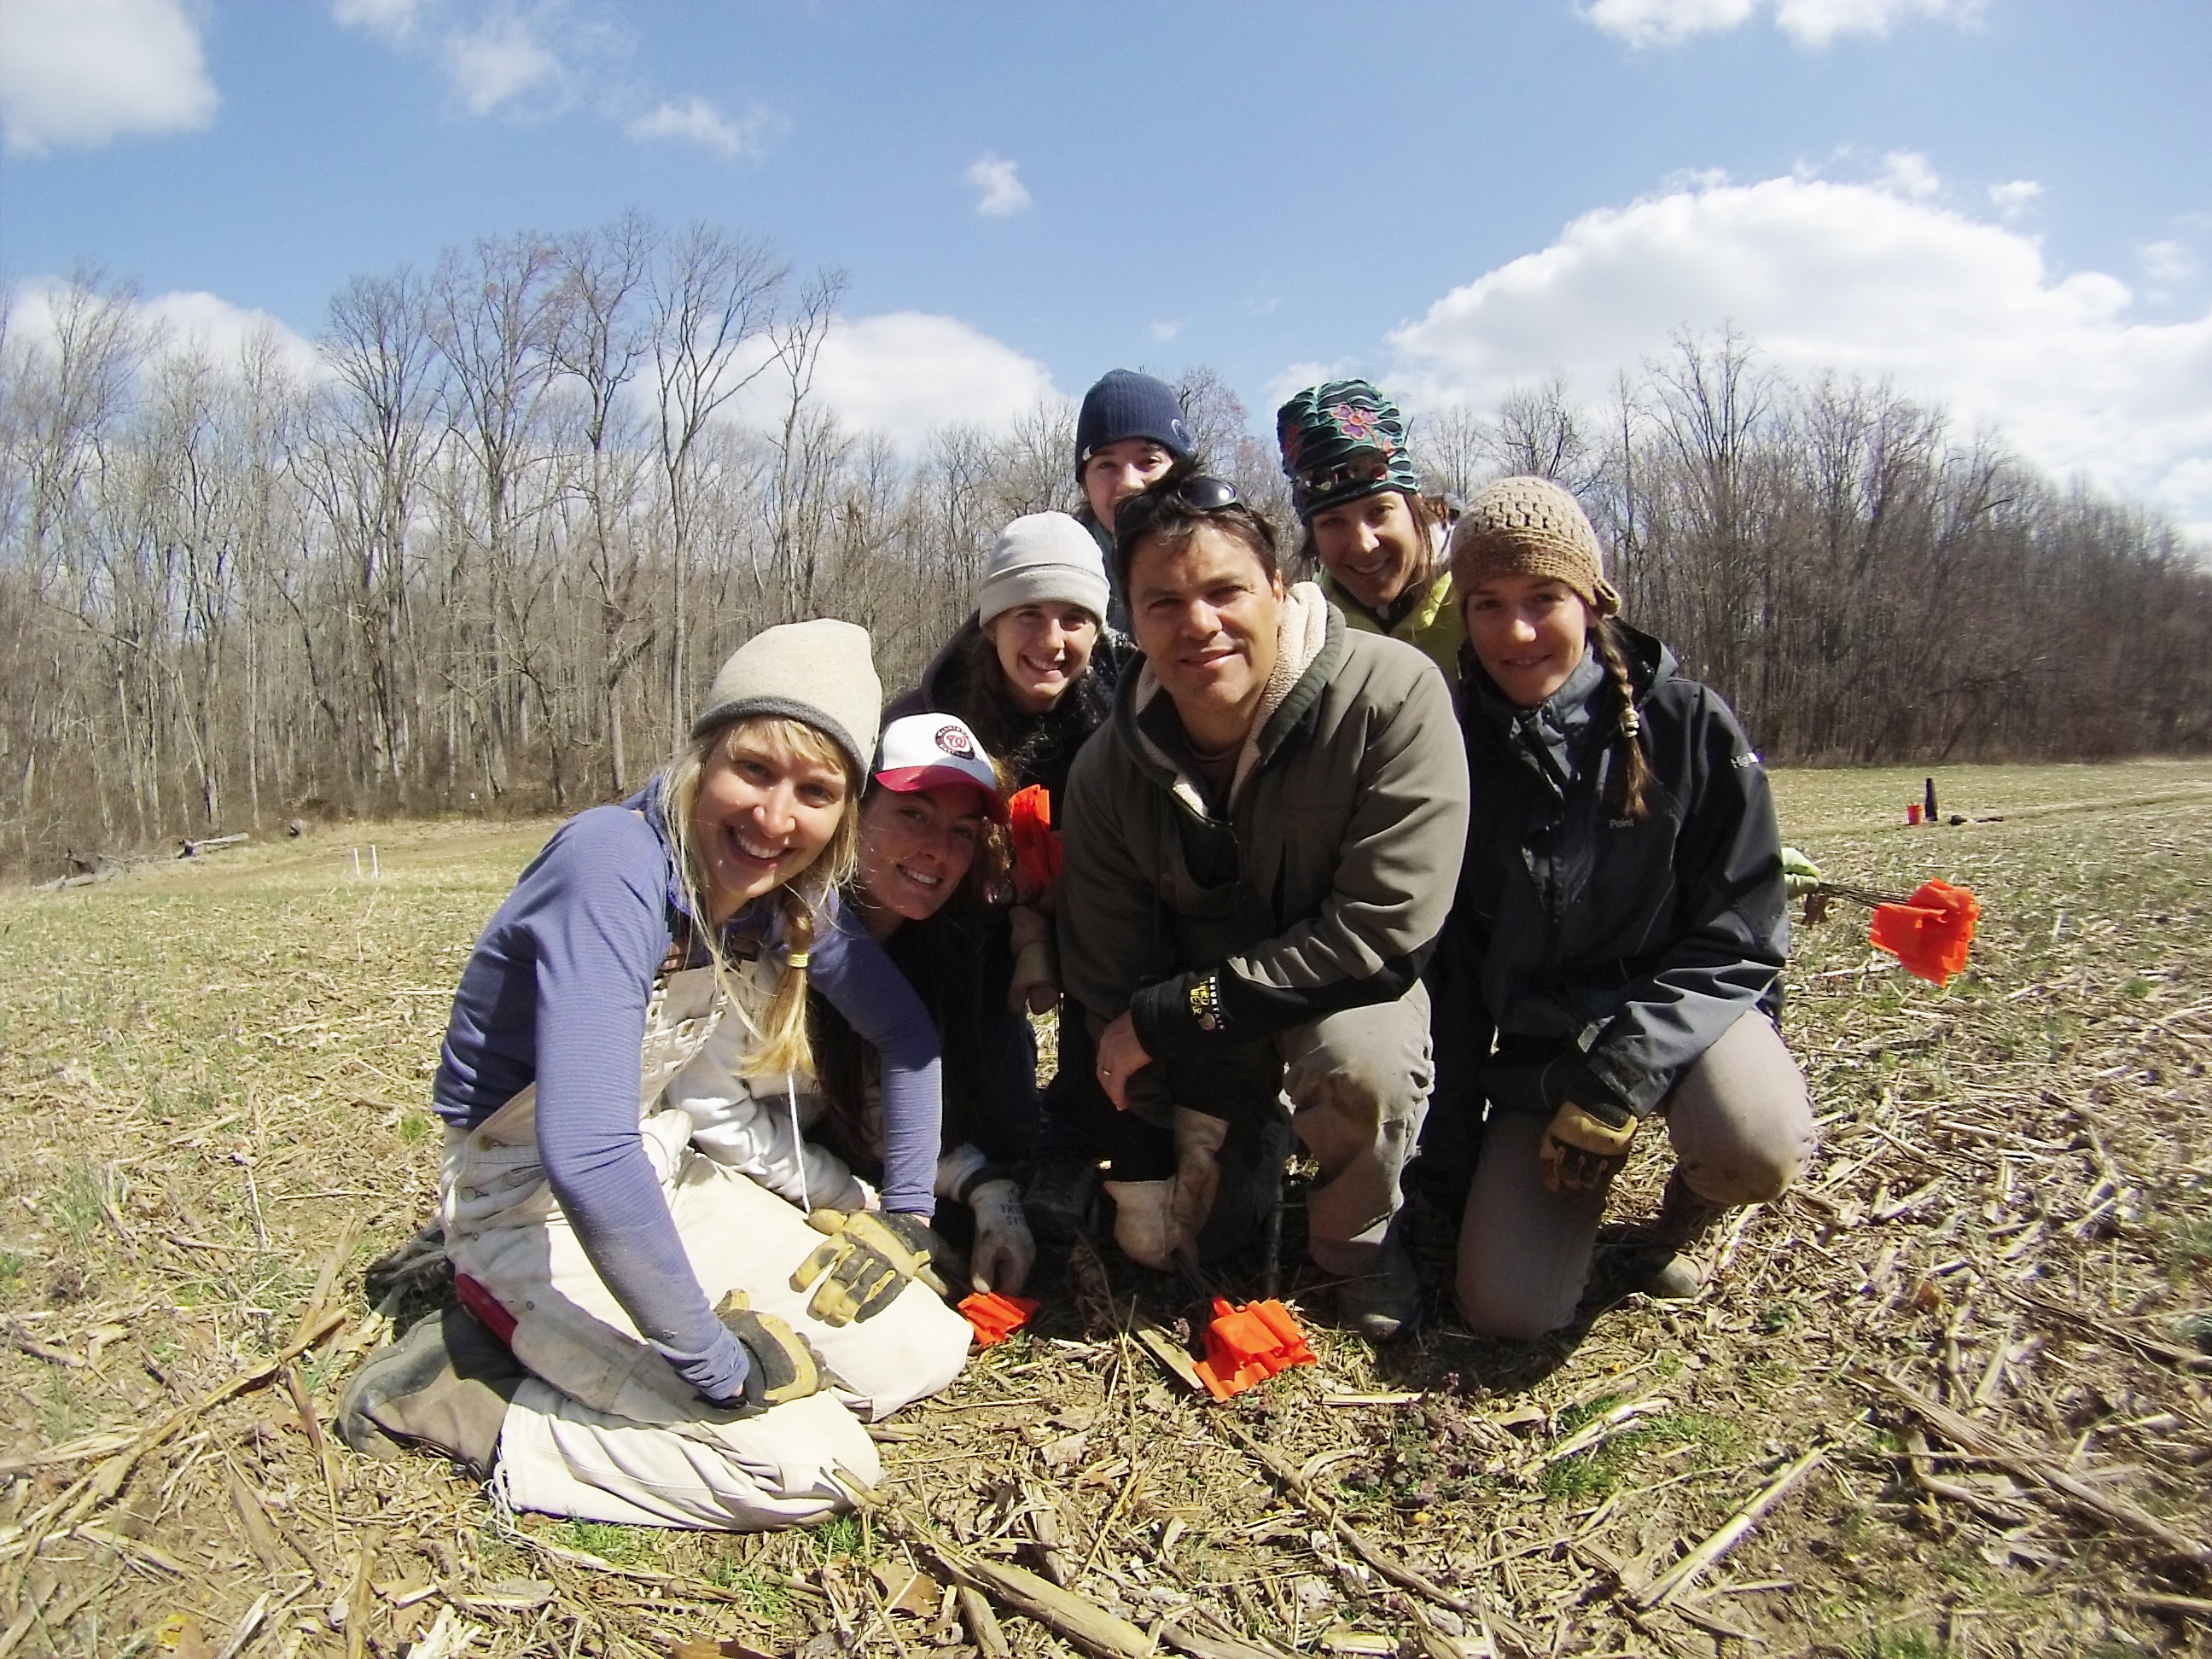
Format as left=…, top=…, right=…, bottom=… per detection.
left=1447, top=476, right=1621, bottom=616
left=1275, top=380, right=1423, bottom=521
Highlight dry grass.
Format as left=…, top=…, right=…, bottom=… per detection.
left=0, top=762, right=2208, bottom=1656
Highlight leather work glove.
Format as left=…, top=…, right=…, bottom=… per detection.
left=1539, top=1097, right=1639, bottom=1193
left=1780, top=846, right=1823, bottom=899
left=713, top=1290, right=828, bottom=1416
left=967, top=1179, right=1035, bottom=1296
left=790, top=1209, right=952, bottom=1325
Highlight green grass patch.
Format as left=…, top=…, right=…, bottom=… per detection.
left=704, top=1558, right=794, bottom=1619
left=1538, top=1410, right=1754, bottom=1501
left=807, top=1512, right=868, bottom=1560
left=544, top=1519, right=658, bottom=1566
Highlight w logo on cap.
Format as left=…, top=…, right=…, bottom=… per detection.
left=935, top=724, right=976, bottom=758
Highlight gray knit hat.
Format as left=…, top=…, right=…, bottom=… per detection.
left=690, top=619, right=882, bottom=778
left=975, top=512, right=1110, bottom=626
left=1447, top=476, right=1621, bottom=616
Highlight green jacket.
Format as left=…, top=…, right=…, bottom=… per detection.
left=1323, top=568, right=1465, bottom=688
left=1058, top=585, right=1470, bottom=1059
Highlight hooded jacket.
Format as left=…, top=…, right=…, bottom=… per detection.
left=1059, top=584, right=1470, bottom=1060
left=1443, top=624, right=1788, bottom=1119
left=1322, top=566, right=1466, bottom=688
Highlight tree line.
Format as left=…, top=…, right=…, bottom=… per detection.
left=2, top=215, right=2206, bottom=876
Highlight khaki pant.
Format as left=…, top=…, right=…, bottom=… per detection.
left=1115, top=983, right=1434, bottom=1274
left=441, top=963, right=972, bottom=1529
left=1454, top=1012, right=1816, bottom=1340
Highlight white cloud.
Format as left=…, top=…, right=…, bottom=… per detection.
left=444, top=11, right=566, bottom=114
left=1385, top=170, right=2212, bottom=537
left=2142, top=241, right=2197, bottom=287
left=1150, top=321, right=1183, bottom=343
left=1878, top=150, right=1940, bottom=199
left=330, top=0, right=426, bottom=40
left=8, top=280, right=323, bottom=385
left=802, top=313, right=1056, bottom=448
left=0, top=0, right=218, bottom=157
left=624, top=96, right=772, bottom=159
left=965, top=154, right=1032, bottom=218
left=334, top=0, right=602, bottom=118
left=1988, top=178, right=2041, bottom=220
left=1585, top=0, right=1755, bottom=47
left=1586, top=0, right=1982, bottom=48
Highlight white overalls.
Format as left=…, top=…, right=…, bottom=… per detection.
left=441, top=959, right=973, bottom=1528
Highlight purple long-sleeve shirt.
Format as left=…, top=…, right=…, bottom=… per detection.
left=432, top=787, right=943, bottom=1403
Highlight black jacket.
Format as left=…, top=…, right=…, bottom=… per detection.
left=1442, top=625, right=1789, bottom=1119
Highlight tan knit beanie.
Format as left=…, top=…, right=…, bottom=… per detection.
left=690, top=619, right=882, bottom=780
left=1447, top=476, right=1621, bottom=616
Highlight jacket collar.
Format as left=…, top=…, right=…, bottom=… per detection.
left=1115, top=581, right=1342, bottom=815
left=1458, top=622, right=1674, bottom=779
left=1322, top=564, right=1452, bottom=638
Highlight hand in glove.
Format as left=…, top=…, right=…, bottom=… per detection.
left=1539, top=1097, right=1639, bottom=1193
left=713, top=1290, right=827, bottom=1415
left=790, top=1208, right=952, bottom=1325
left=967, top=1179, right=1035, bottom=1295
left=1006, top=904, right=1058, bottom=1016
left=1779, top=846, right=1823, bottom=899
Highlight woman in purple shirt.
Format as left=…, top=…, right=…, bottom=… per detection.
left=339, top=620, right=972, bottom=1530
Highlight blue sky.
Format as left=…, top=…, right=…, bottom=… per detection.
left=4, top=0, right=2209, bottom=533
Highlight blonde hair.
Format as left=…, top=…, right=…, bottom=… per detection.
left=658, top=715, right=862, bottom=1080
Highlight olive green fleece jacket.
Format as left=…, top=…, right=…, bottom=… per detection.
left=1058, top=583, right=1470, bottom=1060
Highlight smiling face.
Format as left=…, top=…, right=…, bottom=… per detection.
left=690, top=723, right=852, bottom=923
left=1308, top=488, right=1429, bottom=612
left=1462, top=572, right=1593, bottom=709
left=982, top=602, right=1101, bottom=713
left=856, top=783, right=989, bottom=934
left=1082, top=438, right=1179, bottom=533
left=1128, top=522, right=1284, bottom=750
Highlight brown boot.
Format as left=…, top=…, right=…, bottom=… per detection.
left=338, top=1305, right=523, bottom=1479
left=1633, top=1170, right=1728, bottom=1301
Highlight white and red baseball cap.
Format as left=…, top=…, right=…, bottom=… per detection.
left=872, top=714, right=1007, bottom=820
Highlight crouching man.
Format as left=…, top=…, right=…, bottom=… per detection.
left=1057, top=469, right=1470, bottom=1342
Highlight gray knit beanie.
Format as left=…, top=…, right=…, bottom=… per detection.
left=975, top=512, right=1110, bottom=627
left=1447, top=476, right=1621, bottom=616
left=690, top=619, right=882, bottom=779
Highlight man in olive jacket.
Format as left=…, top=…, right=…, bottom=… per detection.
left=1057, top=470, right=1470, bottom=1341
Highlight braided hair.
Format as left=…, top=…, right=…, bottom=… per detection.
left=1586, top=617, right=1655, bottom=824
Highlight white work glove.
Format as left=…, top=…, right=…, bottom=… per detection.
left=967, top=1179, right=1035, bottom=1296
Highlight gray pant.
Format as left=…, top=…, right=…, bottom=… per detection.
left=1455, top=1012, right=1816, bottom=1340
left=1130, top=983, right=1434, bottom=1274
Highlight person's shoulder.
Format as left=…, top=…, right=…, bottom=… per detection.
left=525, top=802, right=670, bottom=905
left=1336, top=627, right=1452, bottom=704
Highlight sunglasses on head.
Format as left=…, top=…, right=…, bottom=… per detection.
left=1296, top=451, right=1393, bottom=497
left=1112, top=472, right=1241, bottom=530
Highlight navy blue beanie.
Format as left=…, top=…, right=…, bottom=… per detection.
left=1074, top=370, right=1193, bottom=483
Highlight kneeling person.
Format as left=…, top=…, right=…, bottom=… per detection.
left=1058, top=469, right=1470, bottom=1342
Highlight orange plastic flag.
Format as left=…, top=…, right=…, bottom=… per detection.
left=1868, top=878, right=1980, bottom=987
left=1190, top=1297, right=1317, bottom=1400
left=1007, top=784, right=1062, bottom=892
left=958, top=1290, right=1041, bottom=1347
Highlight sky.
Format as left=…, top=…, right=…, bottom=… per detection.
left=3, top=0, right=2209, bottom=537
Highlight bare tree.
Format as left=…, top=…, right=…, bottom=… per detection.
left=651, top=223, right=788, bottom=743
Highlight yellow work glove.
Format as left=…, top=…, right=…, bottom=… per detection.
left=1539, top=1098, right=1639, bottom=1193
left=790, top=1209, right=952, bottom=1325
left=713, top=1290, right=827, bottom=1415
left=1780, top=846, right=1823, bottom=899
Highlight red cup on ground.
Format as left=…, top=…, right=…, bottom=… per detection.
left=1907, top=803, right=1923, bottom=825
